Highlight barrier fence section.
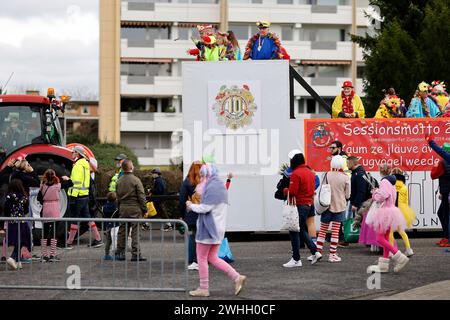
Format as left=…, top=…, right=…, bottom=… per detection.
left=0, top=217, right=189, bottom=292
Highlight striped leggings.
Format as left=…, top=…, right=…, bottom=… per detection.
left=316, top=221, right=341, bottom=254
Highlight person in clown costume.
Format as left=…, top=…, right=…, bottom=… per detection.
left=243, top=21, right=284, bottom=60
left=187, top=24, right=216, bottom=61
left=406, top=82, right=441, bottom=118
left=430, top=80, right=449, bottom=112
left=331, top=81, right=365, bottom=118
left=374, top=88, right=406, bottom=118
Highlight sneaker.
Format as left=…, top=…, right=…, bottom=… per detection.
left=234, top=275, right=247, bottom=296
left=114, top=253, right=126, bottom=261
left=42, top=256, right=50, bottom=263
left=17, top=262, right=22, bottom=270
left=188, top=262, right=199, bottom=270
left=141, top=223, right=151, bottom=231
left=49, top=256, right=61, bottom=262
left=89, top=240, right=104, bottom=248
left=131, top=255, right=147, bottom=262
left=328, top=254, right=342, bottom=263
left=283, top=258, right=302, bottom=268
left=189, top=288, right=210, bottom=297
left=310, top=252, right=322, bottom=265
left=103, top=255, right=114, bottom=261
left=338, top=242, right=350, bottom=248
left=19, top=258, right=32, bottom=264
left=0, top=256, right=6, bottom=263
left=436, top=238, right=448, bottom=246
left=6, top=258, right=17, bottom=270
left=31, top=254, right=41, bottom=261
left=405, top=248, right=414, bottom=257
left=307, top=255, right=314, bottom=261
left=162, top=223, right=173, bottom=232
left=65, top=244, right=74, bottom=250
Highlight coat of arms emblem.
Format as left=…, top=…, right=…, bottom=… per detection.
left=212, top=84, right=257, bottom=130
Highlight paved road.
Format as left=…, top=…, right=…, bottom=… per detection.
left=0, top=231, right=449, bottom=300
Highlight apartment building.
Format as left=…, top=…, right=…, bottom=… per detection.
left=100, top=0, right=371, bottom=166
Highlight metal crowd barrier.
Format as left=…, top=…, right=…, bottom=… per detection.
left=0, top=217, right=189, bottom=292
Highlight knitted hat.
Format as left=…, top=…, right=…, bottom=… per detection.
left=382, top=175, right=396, bottom=186
left=288, top=149, right=302, bottom=160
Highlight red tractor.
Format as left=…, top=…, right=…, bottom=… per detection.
left=0, top=89, right=95, bottom=244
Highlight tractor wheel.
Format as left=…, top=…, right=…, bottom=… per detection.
left=28, top=157, right=71, bottom=178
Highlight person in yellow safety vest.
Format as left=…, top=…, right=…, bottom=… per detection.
left=109, top=154, right=128, bottom=192
left=63, top=146, right=103, bottom=249
left=332, top=81, right=365, bottom=119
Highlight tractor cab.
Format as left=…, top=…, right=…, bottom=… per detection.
left=0, top=89, right=67, bottom=161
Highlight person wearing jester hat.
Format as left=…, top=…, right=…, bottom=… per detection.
left=406, top=82, right=441, bottom=118
left=331, top=81, right=365, bottom=118
left=187, top=24, right=215, bottom=61
left=243, top=21, right=284, bottom=60
left=374, top=88, right=406, bottom=118
left=430, top=80, right=449, bottom=112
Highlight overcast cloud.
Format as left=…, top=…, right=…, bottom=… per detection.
left=0, top=0, right=99, bottom=100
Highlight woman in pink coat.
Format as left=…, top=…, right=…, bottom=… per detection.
left=40, top=169, right=62, bottom=262
left=366, top=175, right=409, bottom=273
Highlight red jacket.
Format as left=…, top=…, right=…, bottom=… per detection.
left=287, top=164, right=315, bottom=205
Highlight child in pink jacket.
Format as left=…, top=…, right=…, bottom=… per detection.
left=40, top=169, right=62, bottom=262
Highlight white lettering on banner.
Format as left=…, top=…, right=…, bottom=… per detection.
left=343, top=122, right=440, bottom=136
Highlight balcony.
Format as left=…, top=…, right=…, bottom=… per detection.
left=122, top=1, right=369, bottom=26
left=120, top=112, right=183, bottom=132
left=121, top=39, right=363, bottom=61
left=121, top=75, right=182, bottom=96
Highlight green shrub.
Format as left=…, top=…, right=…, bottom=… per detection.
left=89, top=143, right=139, bottom=172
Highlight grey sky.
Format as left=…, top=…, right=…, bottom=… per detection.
left=0, top=0, right=99, bottom=100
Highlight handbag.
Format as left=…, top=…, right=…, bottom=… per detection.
left=145, top=201, right=157, bottom=217
left=218, top=237, right=234, bottom=263
left=343, top=216, right=360, bottom=243
left=37, top=185, right=49, bottom=206
left=281, top=193, right=300, bottom=232
left=314, top=173, right=331, bottom=215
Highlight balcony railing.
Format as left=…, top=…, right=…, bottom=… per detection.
left=120, top=112, right=183, bottom=132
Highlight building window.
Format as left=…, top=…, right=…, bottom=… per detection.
left=82, top=106, right=90, bottom=115
left=178, top=27, right=190, bottom=40
left=281, top=25, right=294, bottom=41
left=121, top=98, right=147, bottom=112
left=357, top=65, right=365, bottom=79
left=306, top=99, right=316, bottom=113
left=277, top=0, right=293, bottom=4
left=228, top=24, right=250, bottom=40
left=317, top=65, right=346, bottom=78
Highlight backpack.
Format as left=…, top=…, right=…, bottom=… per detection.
left=274, top=175, right=289, bottom=200
left=363, top=172, right=379, bottom=196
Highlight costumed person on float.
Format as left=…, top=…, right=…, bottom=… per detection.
left=389, top=168, right=416, bottom=257
left=430, top=80, right=449, bottom=113
left=366, top=175, right=409, bottom=273
left=374, top=88, right=406, bottom=118
left=331, top=81, right=365, bottom=118
left=187, top=24, right=215, bottom=61
left=243, top=21, right=283, bottom=60
left=216, top=31, right=236, bottom=61
left=406, top=82, right=441, bottom=118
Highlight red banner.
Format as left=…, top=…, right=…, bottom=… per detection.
left=304, top=118, right=450, bottom=172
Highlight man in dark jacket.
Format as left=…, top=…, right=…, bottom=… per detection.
left=115, top=159, right=147, bottom=261
left=347, top=156, right=371, bottom=213
left=151, top=168, right=172, bottom=231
